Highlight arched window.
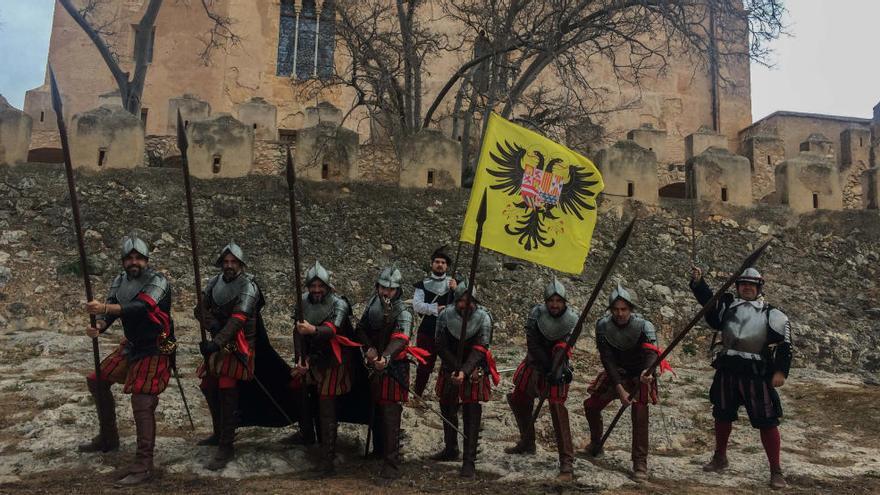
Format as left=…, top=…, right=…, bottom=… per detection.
left=276, top=0, right=336, bottom=79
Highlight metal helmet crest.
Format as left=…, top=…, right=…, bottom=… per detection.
left=736, top=267, right=764, bottom=286
left=377, top=266, right=403, bottom=288
left=121, top=235, right=150, bottom=259
left=215, top=242, right=246, bottom=267
left=608, top=281, right=636, bottom=308
left=305, top=260, right=334, bottom=289
left=544, top=277, right=567, bottom=301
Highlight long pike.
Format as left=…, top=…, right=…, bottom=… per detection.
left=454, top=191, right=488, bottom=369
left=593, top=238, right=774, bottom=455
left=531, top=218, right=637, bottom=423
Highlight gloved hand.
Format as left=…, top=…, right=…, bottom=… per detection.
left=200, top=340, right=220, bottom=358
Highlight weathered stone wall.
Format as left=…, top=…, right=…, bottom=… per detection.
left=294, top=123, right=359, bottom=182
left=252, top=141, right=288, bottom=175
left=841, top=128, right=873, bottom=209
left=22, top=84, right=59, bottom=133
left=685, top=127, right=728, bottom=160
left=186, top=114, right=254, bottom=178
left=775, top=153, right=843, bottom=213
left=595, top=140, right=658, bottom=205
left=356, top=144, right=399, bottom=185
left=626, top=125, right=667, bottom=162
left=0, top=97, right=33, bottom=166
left=398, top=130, right=461, bottom=189
left=862, top=167, right=879, bottom=209
left=685, top=147, right=752, bottom=207
left=69, top=105, right=144, bottom=170
left=143, top=135, right=178, bottom=167
left=740, top=134, right=784, bottom=201
left=168, top=94, right=211, bottom=134
left=236, top=97, right=278, bottom=141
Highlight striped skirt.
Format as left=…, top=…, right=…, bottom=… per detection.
left=307, top=362, right=352, bottom=398
left=371, top=365, right=410, bottom=404
left=511, top=360, right=569, bottom=404
left=88, top=343, right=171, bottom=395
left=435, top=370, right=492, bottom=404
left=197, top=350, right=255, bottom=382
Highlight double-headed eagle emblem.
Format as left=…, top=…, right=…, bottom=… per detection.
left=487, top=140, right=600, bottom=250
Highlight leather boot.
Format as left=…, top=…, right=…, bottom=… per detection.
left=379, top=403, right=403, bottom=480
left=429, top=403, right=460, bottom=461
left=770, top=469, right=787, bottom=489
left=198, top=386, right=221, bottom=446
left=504, top=393, right=535, bottom=455
left=550, top=402, right=575, bottom=481
left=460, top=402, right=481, bottom=478
left=312, top=397, right=338, bottom=477
left=414, top=367, right=431, bottom=397
left=582, top=399, right=604, bottom=457
left=115, top=394, right=158, bottom=486
left=79, top=379, right=119, bottom=453
left=631, top=404, right=649, bottom=481
left=206, top=387, right=238, bottom=471
left=702, top=453, right=729, bottom=472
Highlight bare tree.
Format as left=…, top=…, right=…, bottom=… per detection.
left=57, top=0, right=239, bottom=115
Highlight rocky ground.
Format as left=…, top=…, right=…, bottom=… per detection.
left=0, top=163, right=879, bottom=493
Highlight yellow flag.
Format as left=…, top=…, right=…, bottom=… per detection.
left=460, top=113, right=605, bottom=274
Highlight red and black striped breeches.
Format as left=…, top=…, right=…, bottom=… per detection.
left=511, top=360, right=569, bottom=404
left=304, top=362, right=352, bottom=398
left=197, top=349, right=255, bottom=383
left=87, top=343, right=171, bottom=395
left=371, top=365, right=410, bottom=404
left=435, top=370, right=492, bottom=405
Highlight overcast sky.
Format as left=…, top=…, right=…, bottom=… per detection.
left=0, top=1, right=876, bottom=121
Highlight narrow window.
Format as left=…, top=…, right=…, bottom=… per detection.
left=812, top=193, right=819, bottom=209
left=40, top=111, right=45, bottom=123
left=626, top=182, right=634, bottom=197
left=321, top=163, right=329, bottom=180
left=767, top=155, right=771, bottom=165
left=276, top=0, right=296, bottom=76
left=721, top=187, right=728, bottom=202
left=212, top=155, right=222, bottom=174
left=427, top=170, right=435, bottom=187
left=98, top=148, right=107, bottom=167
left=140, top=108, right=149, bottom=128
left=860, top=137, right=863, bottom=147
left=253, top=123, right=258, bottom=130
left=184, top=119, right=189, bottom=128
left=296, top=0, right=317, bottom=79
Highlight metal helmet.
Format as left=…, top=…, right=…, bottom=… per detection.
left=608, top=281, right=636, bottom=308
left=121, top=235, right=150, bottom=259
left=544, top=277, right=567, bottom=301
left=376, top=266, right=403, bottom=288
left=453, top=280, right=477, bottom=303
left=736, top=267, right=764, bottom=286
left=215, top=242, right=246, bottom=267
left=305, top=260, right=334, bottom=290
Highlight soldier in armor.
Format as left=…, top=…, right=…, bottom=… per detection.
left=582, top=282, right=665, bottom=481
left=690, top=267, right=792, bottom=490
left=505, top=278, right=577, bottom=481
left=292, top=261, right=360, bottom=476
left=196, top=243, right=263, bottom=471
left=81, top=236, right=176, bottom=486
left=411, top=247, right=458, bottom=395
left=355, top=266, right=421, bottom=481
left=432, top=282, right=498, bottom=478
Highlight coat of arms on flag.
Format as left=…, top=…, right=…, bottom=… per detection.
left=461, top=113, right=605, bottom=274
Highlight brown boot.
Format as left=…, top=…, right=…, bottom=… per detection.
left=115, top=394, right=158, bottom=486
left=770, top=469, right=787, bottom=489
left=550, top=402, right=575, bottom=480
left=429, top=403, right=460, bottom=461
left=198, top=386, right=221, bottom=446
left=206, top=387, right=238, bottom=471
left=581, top=399, right=604, bottom=457
left=702, top=453, right=729, bottom=472
left=311, top=397, right=338, bottom=477
left=631, top=404, right=649, bottom=481
left=460, top=403, right=481, bottom=478
left=78, top=379, right=119, bottom=453
left=504, top=393, right=536, bottom=455
left=379, top=403, right=403, bottom=480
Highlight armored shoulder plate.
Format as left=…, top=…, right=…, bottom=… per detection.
left=141, top=270, right=171, bottom=304
left=236, top=274, right=260, bottom=315
left=302, top=292, right=350, bottom=328
left=106, top=273, right=124, bottom=302
left=535, top=304, right=577, bottom=341
left=720, top=300, right=771, bottom=354
left=596, top=314, right=644, bottom=351
left=640, top=316, right=658, bottom=345
left=115, top=268, right=156, bottom=303
left=441, top=306, right=491, bottom=342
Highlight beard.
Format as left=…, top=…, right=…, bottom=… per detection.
left=126, top=265, right=143, bottom=279
left=223, top=268, right=238, bottom=281
left=308, top=292, right=326, bottom=304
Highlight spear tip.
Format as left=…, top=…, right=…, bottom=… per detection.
left=285, top=147, right=296, bottom=183
left=48, top=67, right=63, bottom=116
left=615, top=217, right=637, bottom=248
left=176, top=109, right=188, bottom=153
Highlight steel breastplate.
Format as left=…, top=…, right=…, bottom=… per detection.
left=302, top=292, right=339, bottom=326
left=115, top=270, right=152, bottom=303
left=537, top=306, right=577, bottom=341
left=211, top=274, right=247, bottom=307
left=599, top=315, right=643, bottom=351
left=721, top=300, right=769, bottom=355
left=444, top=307, right=487, bottom=340
left=365, top=295, right=391, bottom=330
left=422, top=276, right=450, bottom=299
